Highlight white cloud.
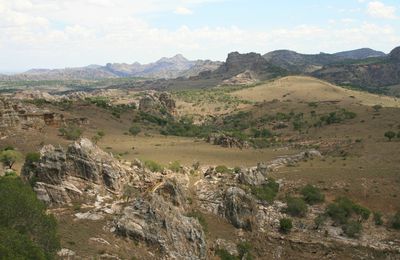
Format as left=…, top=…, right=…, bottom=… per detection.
left=174, top=6, right=193, bottom=15
left=367, top=1, right=397, bottom=19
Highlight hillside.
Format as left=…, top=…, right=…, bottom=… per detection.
left=232, top=76, right=400, bottom=107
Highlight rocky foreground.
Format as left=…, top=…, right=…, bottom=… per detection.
left=20, top=139, right=400, bottom=259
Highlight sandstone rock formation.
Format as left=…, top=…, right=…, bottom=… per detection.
left=222, top=70, right=259, bottom=86
left=21, top=138, right=141, bottom=205
left=0, top=98, right=64, bottom=134
left=139, top=92, right=176, bottom=116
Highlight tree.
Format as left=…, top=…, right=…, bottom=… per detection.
left=0, top=175, right=60, bottom=258
left=384, top=131, right=396, bottom=141
left=301, top=184, right=325, bottom=205
left=285, top=197, right=308, bottom=217
left=0, top=150, right=22, bottom=169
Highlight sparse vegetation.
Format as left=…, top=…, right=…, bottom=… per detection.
left=59, top=125, right=82, bottom=140
left=251, top=178, right=279, bottom=203
left=391, top=211, right=400, bottom=230
left=129, top=125, right=141, bottom=136
left=373, top=212, right=383, bottom=226
left=343, top=220, right=363, bottom=238
left=0, top=149, right=22, bottom=169
left=144, top=160, right=164, bottom=172
left=237, top=241, right=253, bottom=260
left=215, top=165, right=232, bottom=174
left=186, top=211, right=208, bottom=233
left=168, top=161, right=181, bottom=172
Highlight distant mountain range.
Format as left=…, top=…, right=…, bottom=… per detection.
left=2, top=47, right=400, bottom=94
left=2, top=54, right=222, bottom=81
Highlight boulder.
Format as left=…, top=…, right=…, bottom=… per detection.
left=207, top=133, right=250, bottom=149
left=139, top=92, right=176, bottom=116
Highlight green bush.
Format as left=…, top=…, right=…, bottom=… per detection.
left=342, top=221, right=362, bottom=238
left=373, top=212, right=383, bottom=226
left=326, top=197, right=370, bottom=224
left=279, top=218, right=293, bottom=233
left=129, top=125, right=141, bottom=136
left=237, top=241, right=253, bottom=260
left=391, top=211, right=400, bottom=229
left=301, top=184, right=325, bottom=205
left=251, top=179, right=279, bottom=203
left=215, top=249, right=237, bottom=260
left=285, top=197, right=308, bottom=217
left=25, top=152, right=41, bottom=164
left=59, top=125, right=82, bottom=140
left=215, top=165, right=232, bottom=174
left=314, top=214, right=327, bottom=229
left=144, top=160, right=164, bottom=172
left=168, top=161, right=181, bottom=172
left=0, top=175, right=60, bottom=259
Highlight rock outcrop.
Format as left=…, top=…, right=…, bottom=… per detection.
left=139, top=92, right=176, bottom=116
left=0, top=98, right=64, bottom=133
left=222, top=70, right=259, bottom=86
left=115, top=180, right=207, bottom=260
left=206, top=133, right=250, bottom=149
left=220, top=187, right=256, bottom=230
left=22, top=138, right=141, bottom=205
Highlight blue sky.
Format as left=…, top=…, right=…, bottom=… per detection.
left=0, top=0, right=399, bottom=71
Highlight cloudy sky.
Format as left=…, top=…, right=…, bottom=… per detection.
left=0, top=0, right=399, bottom=72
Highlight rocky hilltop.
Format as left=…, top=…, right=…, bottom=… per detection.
left=20, top=138, right=400, bottom=259
left=312, top=46, right=400, bottom=89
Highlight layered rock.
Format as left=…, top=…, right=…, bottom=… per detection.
left=22, top=138, right=141, bottom=205
left=0, top=98, right=66, bottom=134
left=115, top=179, right=207, bottom=260
left=222, top=70, right=259, bottom=86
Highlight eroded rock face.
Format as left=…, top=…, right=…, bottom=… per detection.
left=139, top=92, right=176, bottom=116
left=220, top=187, right=256, bottom=230
left=22, top=138, right=140, bottom=205
left=222, top=70, right=258, bottom=86
left=0, top=98, right=64, bottom=133
left=115, top=181, right=207, bottom=260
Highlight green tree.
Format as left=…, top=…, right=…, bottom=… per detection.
left=384, top=131, right=396, bottom=141
left=0, top=175, right=60, bottom=259
left=0, top=150, right=22, bottom=169
left=285, top=197, right=308, bottom=217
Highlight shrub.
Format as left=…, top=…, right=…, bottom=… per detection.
left=129, top=125, right=141, bottom=136
left=168, top=161, right=181, bottom=172
left=342, top=221, right=362, bottom=238
left=314, top=214, right=327, bottom=229
left=372, top=104, right=382, bottom=112
left=215, top=165, right=232, bottom=174
left=373, top=212, right=383, bottom=226
left=384, top=131, right=396, bottom=141
left=0, top=175, right=60, bottom=258
left=215, top=249, right=237, bottom=260
left=285, top=197, right=308, bottom=217
left=237, top=241, right=253, bottom=260
left=59, top=125, right=82, bottom=140
left=25, top=152, right=40, bottom=164
left=326, top=197, right=370, bottom=224
left=144, top=160, right=164, bottom=172
left=391, top=211, right=400, bottom=230
left=251, top=179, right=279, bottom=203
left=279, top=218, right=293, bottom=233
left=301, top=184, right=325, bottom=205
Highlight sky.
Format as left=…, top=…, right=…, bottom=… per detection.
left=0, top=0, right=399, bottom=72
